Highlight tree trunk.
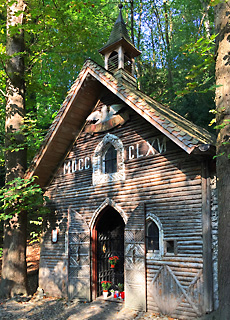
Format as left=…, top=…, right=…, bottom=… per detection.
left=215, top=1, right=230, bottom=318
left=0, top=0, right=27, bottom=298
left=163, top=0, right=173, bottom=99
left=135, top=0, right=143, bottom=90
left=130, top=0, right=134, bottom=45
left=199, top=0, right=211, bottom=37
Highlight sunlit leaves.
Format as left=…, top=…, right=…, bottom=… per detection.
left=210, top=0, right=222, bottom=7
left=0, top=0, right=118, bottom=169
left=215, top=119, right=230, bottom=130
left=125, top=0, right=215, bottom=129
left=0, top=176, right=49, bottom=220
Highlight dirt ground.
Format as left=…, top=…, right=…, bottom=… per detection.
left=0, top=244, right=177, bottom=320
left=0, top=296, right=177, bottom=320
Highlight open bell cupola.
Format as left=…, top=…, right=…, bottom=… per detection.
left=99, top=4, right=141, bottom=76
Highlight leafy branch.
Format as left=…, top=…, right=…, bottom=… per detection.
left=0, top=176, right=49, bottom=221
left=176, top=35, right=216, bottom=97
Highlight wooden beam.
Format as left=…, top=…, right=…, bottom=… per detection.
left=92, top=228, right=97, bottom=300
left=202, top=161, right=213, bottom=312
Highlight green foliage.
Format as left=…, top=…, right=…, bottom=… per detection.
left=0, top=0, right=217, bottom=173
left=215, top=119, right=230, bottom=130
left=0, top=0, right=118, bottom=165
left=0, top=176, right=49, bottom=220
left=124, top=0, right=215, bottom=129
left=28, top=222, right=43, bottom=244
left=101, top=280, right=112, bottom=290
left=176, top=35, right=216, bottom=97
left=20, top=115, right=49, bottom=162
left=117, top=283, right=124, bottom=292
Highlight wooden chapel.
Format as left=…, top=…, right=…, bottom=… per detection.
left=26, top=5, right=218, bottom=319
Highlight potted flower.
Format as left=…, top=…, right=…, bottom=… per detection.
left=114, top=289, right=119, bottom=298
left=101, top=281, right=112, bottom=299
left=108, top=256, right=119, bottom=268
left=117, top=283, right=124, bottom=292
left=120, top=291, right=125, bottom=300
left=118, top=283, right=124, bottom=300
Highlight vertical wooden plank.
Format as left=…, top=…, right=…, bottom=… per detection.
left=202, top=161, right=213, bottom=312
left=68, top=207, right=91, bottom=301
left=92, top=228, right=97, bottom=300
left=124, top=203, right=146, bottom=311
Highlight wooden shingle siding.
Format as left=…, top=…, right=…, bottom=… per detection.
left=39, top=207, right=68, bottom=297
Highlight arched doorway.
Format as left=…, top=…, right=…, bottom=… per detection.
left=92, top=205, right=125, bottom=298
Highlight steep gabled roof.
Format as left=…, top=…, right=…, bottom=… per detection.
left=26, top=59, right=215, bottom=187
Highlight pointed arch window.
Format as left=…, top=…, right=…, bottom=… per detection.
left=146, top=220, right=159, bottom=252
left=103, top=144, right=117, bottom=174
left=92, top=133, right=125, bottom=185
left=146, top=214, right=164, bottom=259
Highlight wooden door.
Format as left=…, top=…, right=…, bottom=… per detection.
left=149, top=265, right=204, bottom=317
left=97, top=226, right=124, bottom=295
left=124, top=203, right=146, bottom=311
left=94, top=206, right=125, bottom=297
left=68, top=208, right=91, bottom=301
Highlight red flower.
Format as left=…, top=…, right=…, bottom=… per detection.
left=101, top=280, right=112, bottom=290
left=108, top=256, right=119, bottom=265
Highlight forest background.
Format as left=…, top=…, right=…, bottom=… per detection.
left=0, top=0, right=216, bottom=289
left=0, top=0, right=216, bottom=170
left=0, top=0, right=216, bottom=258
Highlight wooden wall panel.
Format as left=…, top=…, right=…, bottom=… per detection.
left=146, top=258, right=204, bottom=319
left=40, top=98, right=209, bottom=318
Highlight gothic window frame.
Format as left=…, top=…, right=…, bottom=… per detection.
left=146, top=213, right=164, bottom=259
left=92, top=133, right=125, bottom=185
left=103, top=144, right=117, bottom=174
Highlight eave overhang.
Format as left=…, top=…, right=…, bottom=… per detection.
left=99, top=38, right=141, bottom=58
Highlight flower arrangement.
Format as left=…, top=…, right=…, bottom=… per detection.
left=108, top=256, right=119, bottom=266
left=101, top=281, right=112, bottom=291
left=117, top=283, right=124, bottom=292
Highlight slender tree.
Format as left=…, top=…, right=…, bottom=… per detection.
left=0, top=0, right=27, bottom=297
left=215, top=1, right=230, bottom=318
left=163, top=0, right=173, bottom=98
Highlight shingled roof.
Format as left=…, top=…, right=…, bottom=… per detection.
left=26, top=59, right=215, bottom=187
left=98, top=7, right=140, bottom=57
left=104, top=9, right=131, bottom=46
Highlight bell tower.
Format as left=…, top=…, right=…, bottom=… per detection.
left=99, top=4, right=140, bottom=76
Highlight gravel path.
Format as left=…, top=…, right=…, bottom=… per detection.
left=0, top=296, right=177, bottom=320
